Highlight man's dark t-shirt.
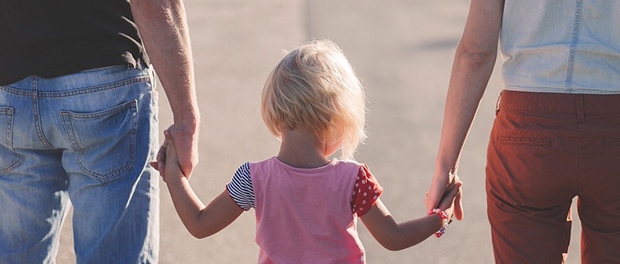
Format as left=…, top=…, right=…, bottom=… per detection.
left=0, top=0, right=147, bottom=85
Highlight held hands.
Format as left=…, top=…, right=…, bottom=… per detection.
left=151, top=123, right=199, bottom=179
left=426, top=169, right=464, bottom=221
left=150, top=130, right=185, bottom=183
left=425, top=173, right=463, bottom=223
left=166, top=123, right=199, bottom=178
left=426, top=175, right=463, bottom=223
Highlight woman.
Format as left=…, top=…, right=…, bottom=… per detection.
left=426, top=0, right=620, bottom=263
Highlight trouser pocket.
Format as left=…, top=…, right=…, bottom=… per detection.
left=61, top=100, right=138, bottom=181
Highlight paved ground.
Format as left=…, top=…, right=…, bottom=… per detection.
left=57, top=0, right=584, bottom=263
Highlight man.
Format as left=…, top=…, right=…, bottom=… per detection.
left=0, top=0, right=199, bottom=263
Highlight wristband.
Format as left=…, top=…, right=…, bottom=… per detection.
left=428, top=208, right=449, bottom=238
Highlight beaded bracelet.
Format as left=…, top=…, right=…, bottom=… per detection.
left=428, top=208, right=449, bottom=238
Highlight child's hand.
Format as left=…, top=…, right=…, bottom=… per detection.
left=150, top=139, right=168, bottom=173
left=429, top=175, right=463, bottom=222
left=161, top=130, right=185, bottom=183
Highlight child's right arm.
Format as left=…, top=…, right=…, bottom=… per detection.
left=162, top=131, right=244, bottom=239
left=360, top=180, right=462, bottom=251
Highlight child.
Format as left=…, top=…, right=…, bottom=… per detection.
left=155, top=40, right=462, bottom=263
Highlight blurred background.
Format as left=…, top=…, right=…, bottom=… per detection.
left=57, top=0, right=583, bottom=263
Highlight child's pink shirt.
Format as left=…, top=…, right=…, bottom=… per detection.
left=250, top=157, right=366, bottom=264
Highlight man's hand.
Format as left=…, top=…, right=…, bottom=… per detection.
left=166, top=123, right=199, bottom=178
left=151, top=124, right=198, bottom=178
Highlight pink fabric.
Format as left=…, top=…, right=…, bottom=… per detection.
left=250, top=157, right=365, bottom=264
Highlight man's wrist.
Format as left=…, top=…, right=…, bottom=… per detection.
left=173, top=113, right=200, bottom=133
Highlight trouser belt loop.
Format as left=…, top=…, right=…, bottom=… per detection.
left=576, top=94, right=585, bottom=123
left=495, top=91, right=503, bottom=116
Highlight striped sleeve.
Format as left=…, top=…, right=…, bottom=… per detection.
left=226, top=162, right=255, bottom=211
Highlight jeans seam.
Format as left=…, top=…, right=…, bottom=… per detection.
left=77, top=147, right=135, bottom=181
left=0, top=86, right=35, bottom=96
left=39, top=77, right=150, bottom=98
left=61, top=101, right=137, bottom=119
left=3, top=108, right=11, bottom=146
left=0, top=154, right=24, bottom=175
left=32, top=77, right=54, bottom=149
left=75, top=125, right=136, bottom=181
left=0, top=77, right=149, bottom=97
left=60, top=113, right=81, bottom=150
left=565, top=0, right=582, bottom=90
left=0, top=108, right=24, bottom=174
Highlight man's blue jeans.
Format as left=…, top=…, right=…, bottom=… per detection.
left=0, top=65, right=159, bottom=263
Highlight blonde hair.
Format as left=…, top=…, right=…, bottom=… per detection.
left=262, top=39, right=366, bottom=160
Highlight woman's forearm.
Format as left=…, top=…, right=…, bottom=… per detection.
left=434, top=0, right=504, bottom=175
left=435, top=44, right=497, bottom=174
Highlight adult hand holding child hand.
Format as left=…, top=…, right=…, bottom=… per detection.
left=426, top=172, right=463, bottom=221
left=432, top=175, right=463, bottom=222
left=162, top=130, right=186, bottom=183
left=151, top=124, right=198, bottom=179
left=151, top=130, right=186, bottom=183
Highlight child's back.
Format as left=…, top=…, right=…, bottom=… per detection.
left=251, top=157, right=364, bottom=263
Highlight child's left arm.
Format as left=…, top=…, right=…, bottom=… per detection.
left=360, top=180, right=461, bottom=251
left=162, top=132, right=244, bottom=239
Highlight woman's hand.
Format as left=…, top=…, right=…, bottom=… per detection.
left=432, top=175, right=463, bottom=221
left=426, top=171, right=463, bottom=220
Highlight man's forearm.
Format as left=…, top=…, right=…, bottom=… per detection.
left=131, top=0, right=200, bottom=129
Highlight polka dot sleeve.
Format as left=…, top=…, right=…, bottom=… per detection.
left=351, top=164, right=383, bottom=216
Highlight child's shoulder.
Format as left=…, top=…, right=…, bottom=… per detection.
left=332, top=159, right=372, bottom=176
left=333, top=159, right=369, bottom=169
left=335, top=160, right=379, bottom=182
left=334, top=158, right=360, bottom=165
left=242, top=156, right=277, bottom=167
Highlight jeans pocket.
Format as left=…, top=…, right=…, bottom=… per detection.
left=61, top=101, right=138, bottom=181
left=0, top=107, right=23, bottom=174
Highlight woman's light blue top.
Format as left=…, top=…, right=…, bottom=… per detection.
left=500, top=0, right=620, bottom=94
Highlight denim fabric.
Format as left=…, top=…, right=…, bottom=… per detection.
left=0, top=65, right=159, bottom=264
left=501, top=0, right=620, bottom=94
